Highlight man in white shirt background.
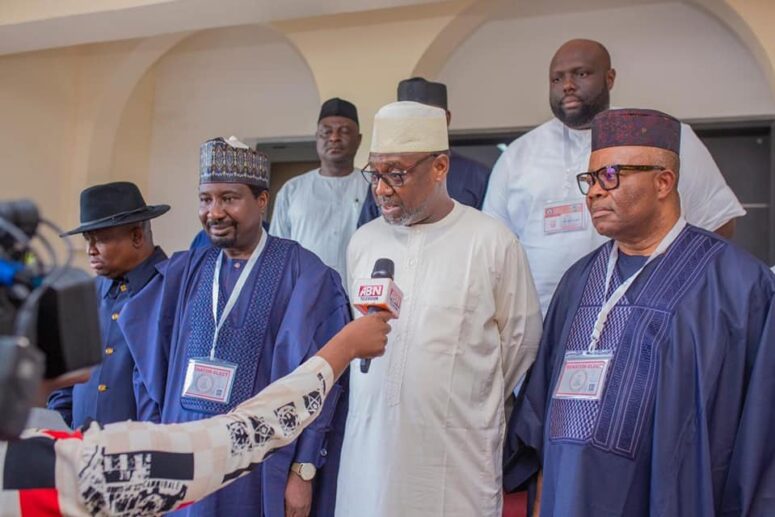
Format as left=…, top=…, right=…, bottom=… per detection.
left=483, top=38, right=746, bottom=314
left=336, top=100, right=542, bottom=517
left=270, top=98, right=367, bottom=282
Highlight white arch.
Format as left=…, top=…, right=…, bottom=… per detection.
left=139, top=24, right=322, bottom=250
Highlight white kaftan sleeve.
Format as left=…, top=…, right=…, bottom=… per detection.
left=494, top=238, right=543, bottom=398
left=677, top=124, right=746, bottom=231
left=483, top=149, right=519, bottom=236
left=269, top=182, right=293, bottom=239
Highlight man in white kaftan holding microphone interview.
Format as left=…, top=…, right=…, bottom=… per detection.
left=336, top=101, right=543, bottom=516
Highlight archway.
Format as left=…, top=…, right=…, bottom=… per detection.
left=107, top=24, right=321, bottom=250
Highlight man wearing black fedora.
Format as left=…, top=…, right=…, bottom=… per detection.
left=48, top=181, right=169, bottom=428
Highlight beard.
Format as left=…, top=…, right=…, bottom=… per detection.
left=210, top=234, right=236, bottom=248
left=206, top=221, right=237, bottom=248
left=378, top=196, right=429, bottom=226
left=550, top=88, right=610, bottom=129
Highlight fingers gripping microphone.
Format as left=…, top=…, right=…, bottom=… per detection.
left=352, top=258, right=402, bottom=373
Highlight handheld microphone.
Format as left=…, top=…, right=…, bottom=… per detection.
left=351, top=258, right=402, bottom=373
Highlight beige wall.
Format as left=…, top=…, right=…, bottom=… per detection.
left=0, top=37, right=182, bottom=267
left=722, top=0, right=775, bottom=91
left=0, top=47, right=82, bottom=266
left=438, top=2, right=775, bottom=130
left=110, top=66, right=156, bottom=195
left=0, top=48, right=78, bottom=218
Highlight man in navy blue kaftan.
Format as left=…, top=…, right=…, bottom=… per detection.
left=48, top=182, right=169, bottom=428
left=120, top=137, right=351, bottom=517
left=504, top=109, right=775, bottom=516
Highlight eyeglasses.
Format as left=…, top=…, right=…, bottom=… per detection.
left=361, top=154, right=437, bottom=189
left=576, top=164, right=666, bottom=195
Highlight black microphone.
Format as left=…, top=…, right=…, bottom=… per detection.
left=360, top=258, right=395, bottom=373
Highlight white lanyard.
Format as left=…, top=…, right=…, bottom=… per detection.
left=209, top=230, right=268, bottom=359
left=588, top=218, right=686, bottom=351
left=561, top=124, right=588, bottom=199
left=562, top=125, right=573, bottom=171
left=561, top=125, right=574, bottom=198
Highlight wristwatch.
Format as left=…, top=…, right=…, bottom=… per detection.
left=290, top=462, right=317, bottom=481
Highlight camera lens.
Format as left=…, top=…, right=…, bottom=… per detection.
left=0, top=200, right=39, bottom=241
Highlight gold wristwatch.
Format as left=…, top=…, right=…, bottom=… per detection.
left=290, top=462, right=317, bottom=481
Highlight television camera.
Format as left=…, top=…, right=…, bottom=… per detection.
left=0, top=200, right=102, bottom=439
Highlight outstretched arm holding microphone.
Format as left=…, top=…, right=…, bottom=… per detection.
left=0, top=311, right=393, bottom=517
left=317, top=309, right=392, bottom=378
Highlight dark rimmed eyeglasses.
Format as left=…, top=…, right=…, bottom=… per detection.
left=576, top=164, right=666, bottom=195
left=361, top=153, right=438, bottom=189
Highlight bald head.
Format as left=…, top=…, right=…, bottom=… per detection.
left=549, top=39, right=616, bottom=129
left=551, top=39, right=611, bottom=71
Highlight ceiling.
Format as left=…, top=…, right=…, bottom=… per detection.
left=0, top=0, right=442, bottom=55
left=0, top=0, right=681, bottom=56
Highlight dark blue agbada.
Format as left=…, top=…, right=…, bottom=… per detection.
left=48, top=246, right=167, bottom=427
left=120, top=236, right=350, bottom=516
left=505, top=225, right=775, bottom=516
left=357, top=149, right=491, bottom=226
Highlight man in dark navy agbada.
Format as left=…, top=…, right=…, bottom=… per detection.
left=48, top=181, right=168, bottom=427
left=120, top=137, right=351, bottom=517
left=504, top=109, right=775, bottom=516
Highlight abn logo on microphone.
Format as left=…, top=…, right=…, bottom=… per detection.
left=352, top=277, right=403, bottom=318
left=358, top=284, right=384, bottom=301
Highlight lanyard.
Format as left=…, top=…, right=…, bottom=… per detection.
left=210, top=230, right=268, bottom=359
left=562, top=124, right=573, bottom=172
left=561, top=125, right=573, bottom=199
left=561, top=124, right=589, bottom=199
left=588, top=218, right=686, bottom=351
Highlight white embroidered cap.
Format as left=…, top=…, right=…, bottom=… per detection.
left=370, top=101, right=448, bottom=154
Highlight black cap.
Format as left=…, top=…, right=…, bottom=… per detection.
left=62, top=182, right=169, bottom=236
left=319, top=97, right=359, bottom=126
left=592, top=109, right=681, bottom=154
left=397, top=77, right=448, bottom=110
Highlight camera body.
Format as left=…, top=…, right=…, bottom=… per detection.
left=0, top=200, right=102, bottom=439
left=0, top=336, right=44, bottom=438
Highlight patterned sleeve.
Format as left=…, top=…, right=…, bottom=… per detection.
left=75, top=356, right=334, bottom=516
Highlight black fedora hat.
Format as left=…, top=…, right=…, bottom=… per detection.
left=61, top=181, right=170, bottom=236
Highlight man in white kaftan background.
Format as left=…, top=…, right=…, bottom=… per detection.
left=483, top=39, right=746, bottom=314
left=270, top=98, right=366, bottom=282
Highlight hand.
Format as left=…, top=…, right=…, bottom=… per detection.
left=342, top=311, right=393, bottom=360
left=316, top=311, right=393, bottom=379
left=285, top=473, right=312, bottom=517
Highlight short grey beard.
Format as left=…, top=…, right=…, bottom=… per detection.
left=380, top=197, right=430, bottom=227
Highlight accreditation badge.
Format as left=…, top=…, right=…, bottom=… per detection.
left=544, top=199, right=587, bottom=234
left=553, top=350, right=613, bottom=401
left=182, top=357, right=238, bottom=404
